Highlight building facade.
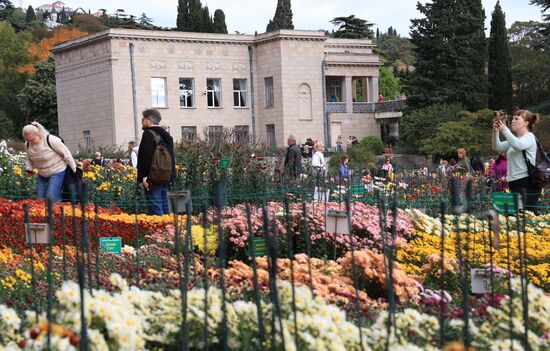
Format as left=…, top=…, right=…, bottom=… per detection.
left=53, top=28, right=402, bottom=152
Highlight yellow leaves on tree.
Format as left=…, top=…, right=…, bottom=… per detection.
left=19, top=27, right=88, bottom=74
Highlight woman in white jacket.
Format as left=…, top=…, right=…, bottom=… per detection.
left=311, top=142, right=326, bottom=176
left=492, top=109, right=541, bottom=214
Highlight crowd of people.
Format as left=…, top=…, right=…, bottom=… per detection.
left=21, top=106, right=545, bottom=215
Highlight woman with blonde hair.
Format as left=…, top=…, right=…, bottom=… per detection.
left=493, top=109, right=542, bottom=213
left=23, top=122, right=76, bottom=202
left=311, top=141, right=326, bottom=175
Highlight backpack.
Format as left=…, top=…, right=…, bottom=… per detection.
left=147, top=129, right=173, bottom=185
left=522, top=138, right=550, bottom=187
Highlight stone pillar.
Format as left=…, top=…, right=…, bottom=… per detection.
left=371, top=77, right=379, bottom=102
left=363, top=78, right=369, bottom=102
left=345, top=76, right=353, bottom=113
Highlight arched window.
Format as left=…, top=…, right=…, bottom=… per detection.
left=298, top=83, right=312, bottom=120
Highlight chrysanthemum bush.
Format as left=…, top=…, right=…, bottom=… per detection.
left=0, top=275, right=548, bottom=351
left=218, top=201, right=415, bottom=256
left=398, top=209, right=550, bottom=291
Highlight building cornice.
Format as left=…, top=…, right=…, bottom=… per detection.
left=52, top=29, right=345, bottom=54
left=326, top=61, right=383, bottom=68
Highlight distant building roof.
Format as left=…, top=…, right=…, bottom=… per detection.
left=36, top=2, right=73, bottom=13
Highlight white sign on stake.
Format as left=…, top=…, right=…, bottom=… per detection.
left=25, top=223, right=50, bottom=244
left=325, top=210, right=351, bottom=235
left=314, top=187, right=330, bottom=202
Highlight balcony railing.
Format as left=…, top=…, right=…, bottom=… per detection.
left=326, top=102, right=346, bottom=113
left=326, top=99, right=407, bottom=114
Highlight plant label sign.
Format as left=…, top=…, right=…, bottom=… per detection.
left=351, top=184, right=365, bottom=196
left=325, top=210, right=351, bottom=235
left=491, top=192, right=521, bottom=214
left=100, top=237, right=122, bottom=255
left=219, top=157, right=231, bottom=169
left=25, top=223, right=50, bottom=244
left=248, top=237, right=267, bottom=257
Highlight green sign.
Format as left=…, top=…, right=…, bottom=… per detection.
left=100, top=237, right=122, bottom=255
left=491, top=192, right=516, bottom=214
left=351, top=184, right=365, bottom=196
left=219, top=157, right=231, bottom=169
left=247, top=237, right=267, bottom=257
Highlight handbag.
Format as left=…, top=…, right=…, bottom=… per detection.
left=62, top=166, right=83, bottom=202
left=522, top=138, right=550, bottom=187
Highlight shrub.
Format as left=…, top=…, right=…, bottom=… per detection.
left=360, top=136, right=384, bottom=154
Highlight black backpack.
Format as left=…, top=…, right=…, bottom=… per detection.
left=523, top=138, right=550, bottom=187
left=147, top=130, right=173, bottom=185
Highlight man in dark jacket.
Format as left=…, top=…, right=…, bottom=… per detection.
left=137, top=109, right=176, bottom=215
left=284, top=134, right=302, bottom=177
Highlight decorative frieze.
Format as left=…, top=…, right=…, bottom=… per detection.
left=150, top=61, right=166, bottom=70
left=56, top=61, right=111, bottom=82
left=178, top=62, right=193, bottom=72
left=206, top=62, right=221, bottom=72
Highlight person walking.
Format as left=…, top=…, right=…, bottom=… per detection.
left=23, top=121, right=76, bottom=202
left=493, top=109, right=542, bottom=214
left=137, top=109, right=176, bottom=215
left=284, top=135, right=302, bottom=177
left=336, top=135, right=343, bottom=154
left=128, top=141, right=139, bottom=168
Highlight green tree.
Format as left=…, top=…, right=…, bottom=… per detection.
left=201, top=5, right=212, bottom=33
left=138, top=13, right=154, bottom=28
left=266, top=0, right=293, bottom=32
left=379, top=67, right=401, bottom=99
left=530, top=0, right=550, bottom=47
left=70, top=13, right=106, bottom=32
left=0, top=0, right=14, bottom=20
left=376, top=32, right=416, bottom=70
left=0, top=111, right=14, bottom=139
left=176, top=0, right=191, bottom=31
left=330, top=15, right=373, bottom=39
left=420, top=110, right=492, bottom=156
left=0, top=21, right=30, bottom=133
left=399, top=103, right=464, bottom=153
left=508, top=21, right=550, bottom=107
left=488, top=1, right=513, bottom=112
left=408, top=0, right=488, bottom=111
left=213, top=9, right=227, bottom=34
left=17, top=57, right=58, bottom=133
left=25, top=5, right=36, bottom=23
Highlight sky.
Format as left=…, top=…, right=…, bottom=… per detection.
left=22, top=0, right=545, bottom=37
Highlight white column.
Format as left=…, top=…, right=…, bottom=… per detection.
left=345, top=76, right=353, bottom=113
left=363, top=78, right=369, bottom=102
left=371, top=77, right=379, bottom=102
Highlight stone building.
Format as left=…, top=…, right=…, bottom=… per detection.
left=52, top=28, right=402, bottom=152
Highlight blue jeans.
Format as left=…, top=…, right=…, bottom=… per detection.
left=145, top=184, right=169, bottom=215
left=37, top=170, right=66, bottom=202
left=337, top=144, right=342, bottom=154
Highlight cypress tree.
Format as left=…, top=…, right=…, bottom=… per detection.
left=266, top=0, right=294, bottom=32
left=25, top=5, right=36, bottom=23
left=408, top=0, right=488, bottom=111
left=213, top=9, right=227, bottom=34
left=201, top=5, right=212, bottom=33
left=488, top=1, right=512, bottom=111
left=176, top=0, right=191, bottom=31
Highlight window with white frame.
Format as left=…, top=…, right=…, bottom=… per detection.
left=206, top=78, right=222, bottom=107
left=179, top=78, right=194, bottom=108
left=265, top=77, right=274, bottom=107
left=151, top=77, right=167, bottom=108
left=181, top=126, right=197, bottom=141
left=235, top=125, right=249, bottom=144
left=329, top=79, right=342, bottom=102
left=83, top=130, right=92, bottom=149
left=233, top=79, right=247, bottom=107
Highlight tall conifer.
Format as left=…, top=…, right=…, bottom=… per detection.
left=408, top=0, right=488, bottom=111
left=488, top=1, right=513, bottom=111
left=266, top=0, right=294, bottom=32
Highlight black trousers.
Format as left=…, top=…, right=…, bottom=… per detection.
left=507, top=176, right=542, bottom=214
